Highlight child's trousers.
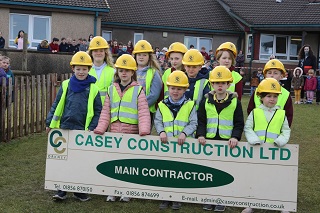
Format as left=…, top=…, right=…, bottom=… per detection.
left=306, top=90, right=314, bottom=102
left=294, top=89, right=301, bottom=103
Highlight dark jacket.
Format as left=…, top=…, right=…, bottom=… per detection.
left=46, top=79, right=102, bottom=131
left=37, top=44, right=50, bottom=52
left=235, top=54, right=245, bottom=67
left=185, top=72, right=210, bottom=101
left=0, top=36, right=5, bottom=48
left=196, top=91, right=244, bottom=141
left=298, top=55, right=317, bottom=75
left=59, top=43, right=70, bottom=52
left=317, top=76, right=320, bottom=91
left=0, top=68, right=8, bottom=86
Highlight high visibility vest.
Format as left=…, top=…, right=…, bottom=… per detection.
left=193, top=78, right=209, bottom=110
left=145, top=68, right=157, bottom=113
left=89, top=65, right=114, bottom=104
left=229, top=71, right=242, bottom=92
left=158, top=100, right=195, bottom=137
left=254, top=86, right=289, bottom=109
left=109, top=85, right=142, bottom=124
left=49, top=79, right=99, bottom=130
left=162, top=68, right=172, bottom=98
left=253, top=108, right=285, bottom=143
left=205, top=98, right=237, bottom=139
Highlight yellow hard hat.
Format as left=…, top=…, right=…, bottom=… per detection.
left=209, top=66, right=233, bottom=83
left=115, top=54, right=137, bottom=71
left=88, top=36, right=109, bottom=50
left=132, top=40, right=153, bottom=54
left=263, top=59, right=286, bottom=75
left=216, top=42, right=237, bottom=57
left=166, top=42, right=188, bottom=58
left=70, top=51, right=93, bottom=66
left=166, top=70, right=189, bottom=88
left=182, top=49, right=204, bottom=66
left=256, top=78, right=282, bottom=95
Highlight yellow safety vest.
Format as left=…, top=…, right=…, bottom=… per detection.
left=253, top=108, right=285, bottom=143
left=109, top=85, right=142, bottom=124
left=162, top=68, right=172, bottom=98
left=158, top=100, right=195, bottom=137
left=89, top=65, right=114, bottom=104
left=193, top=79, right=209, bottom=110
left=254, top=86, right=289, bottom=109
left=205, top=98, right=237, bottom=139
left=145, top=68, right=157, bottom=113
left=49, top=79, right=99, bottom=130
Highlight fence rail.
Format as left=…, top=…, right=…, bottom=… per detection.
left=0, top=73, right=72, bottom=142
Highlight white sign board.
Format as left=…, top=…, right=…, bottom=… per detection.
left=45, top=130, right=298, bottom=212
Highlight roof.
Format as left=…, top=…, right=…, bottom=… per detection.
left=103, top=0, right=242, bottom=33
left=220, top=0, right=320, bottom=26
left=0, top=0, right=110, bottom=12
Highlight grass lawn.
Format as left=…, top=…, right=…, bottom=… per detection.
left=0, top=96, right=319, bottom=213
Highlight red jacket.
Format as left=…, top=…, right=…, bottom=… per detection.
left=304, top=76, right=317, bottom=91
left=49, top=43, right=59, bottom=52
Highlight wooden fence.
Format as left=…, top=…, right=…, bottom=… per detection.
left=0, top=73, right=72, bottom=142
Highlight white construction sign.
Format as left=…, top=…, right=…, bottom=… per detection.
left=45, top=129, right=298, bottom=212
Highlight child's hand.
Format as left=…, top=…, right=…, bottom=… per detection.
left=160, top=132, right=167, bottom=143
left=228, top=138, right=238, bottom=148
left=198, top=136, right=206, bottom=145
left=46, top=127, right=51, bottom=134
left=178, top=133, right=186, bottom=145
left=93, top=129, right=104, bottom=135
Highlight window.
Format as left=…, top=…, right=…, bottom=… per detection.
left=246, top=34, right=253, bottom=59
left=184, top=36, right=212, bottom=52
left=134, top=33, right=143, bottom=45
left=102, top=30, right=112, bottom=42
left=10, top=13, right=51, bottom=49
left=259, top=34, right=301, bottom=60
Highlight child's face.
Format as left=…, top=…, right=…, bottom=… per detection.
left=265, top=69, right=283, bottom=81
left=53, top=41, right=58, bottom=45
left=168, top=86, right=186, bottom=102
left=309, top=72, right=314, bottom=76
left=1, top=59, right=10, bottom=70
left=169, top=52, right=183, bottom=69
left=211, top=82, right=230, bottom=94
left=136, top=53, right=149, bottom=67
left=218, top=51, right=232, bottom=68
left=258, top=70, right=262, bottom=74
left=185, top=65, right=201, bottom=78
left=296, top=70, right=300, bottom=75
left=72, top=65, right=89, bottom=80
left=92, top=49, right=106, bottom=62
left=261, top=93, right=279, bottom=108
left=118, top=69, right=134, bottom=83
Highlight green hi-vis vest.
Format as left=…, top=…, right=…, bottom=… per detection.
left=145, top=68, right=157, bottom=113
left=253, top=108, right=285, bottom=144
left=109, top=85, right=142, bottom=124
left=162, top=68, right=172, bottom=98
left=89, top=65, right=114, bottom=104
left=49, top=79, right=99, bottom=130
left=193, top=79, right=209, bottom=110
left=158, top=100, right=195, bottom=137
left=205, top=98, right=237, bottom=139
left=254, top=86, right=289, bottom=109
left=208, top=70, right=242, bottom=92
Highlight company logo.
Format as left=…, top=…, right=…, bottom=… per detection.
left=97, top=159, right=234, bottom=188
left=141, top=44, right=145, bottom=50
left=217, top=72, right=222, bottom=78
left=188, top=55, right=194, bottom=62
left=122, top=59, right=127, bottom=66
left=48, top=130, right=68, bottom=160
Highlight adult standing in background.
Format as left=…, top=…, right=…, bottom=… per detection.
left=298, top=44, right=317, bottom=101
left=0, top=31, right=5, bottom=48
left=14, top=30, right=29, bottom=50
left=235, top=50, right=245, bottom=72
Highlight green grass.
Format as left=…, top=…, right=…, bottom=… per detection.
left=0, top=96, right=319, bottom=213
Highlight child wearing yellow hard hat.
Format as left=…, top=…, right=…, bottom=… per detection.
left=196, top=66, right=244, bottom=212
left=46, top=51, right=102, bottom=202
left=242, top=78, right=291, bottom=213
left=154, top=70, right=197, bottom=210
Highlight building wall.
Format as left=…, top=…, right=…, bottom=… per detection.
left=0, top=8, right=10, bottom=48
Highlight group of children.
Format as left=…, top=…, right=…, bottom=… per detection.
left=45, top=37, right=292, bottom=213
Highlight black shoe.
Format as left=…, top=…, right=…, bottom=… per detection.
left=203, top=204, right=213, bottom=211
left=52, top=190, right=67, bottom=200
left=214, top=205, right=226, bottom=212
left=73, top=193, right=91, bottom=202
left=172, top=202, right=182, bottom=210
left=159, top=201, right=170, bottom=209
